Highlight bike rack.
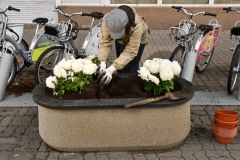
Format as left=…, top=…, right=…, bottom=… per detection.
left=0, top=47, right=14, bottom=101
left=237, top=86, right=240, bottom=101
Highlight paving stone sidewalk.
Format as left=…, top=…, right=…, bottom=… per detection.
left=0, top=29, right=240, bottom=159
left=0, top=106, right=240, bottom=160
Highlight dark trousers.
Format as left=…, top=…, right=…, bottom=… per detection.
left=115, top=41, right=146, bottom=73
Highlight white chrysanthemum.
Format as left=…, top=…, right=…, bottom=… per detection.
left=172, top=61, right=181, bottom=76
left=83, top=63, right=97, bottom=75
left=46, top=76, right=57, bottom=89
left=57, top=58, right=66, bottom=68
left=148, top=60, right=160, bottom=74
left=143, top=60, right=151, bottom=69
left=160, top=70, right=174, bottom=81
left=72, top=60, right=84, bottom=73
left=149, top=74, right=160, bottom=85
left=62, top=59, right=72, bottom=70
left=152, top=58, right=163, bottom=64
left=159, top=60, right=173, bottom=73
left=83, top=59, right=92, bottom=64
left=53, top=65, right=63, bottom=78
left=138, top=66, right=151, bottom=81
left=59, top=67, right=67, bottom=78
left=66, top=70, right=74, bottom=77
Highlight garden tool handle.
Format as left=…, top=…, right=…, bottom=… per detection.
left=124, top=94, right=169, bottom=108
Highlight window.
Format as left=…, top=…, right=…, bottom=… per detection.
left=110, top=0, right=157, bottom=4
left=214, top=0, right=240, bottom=4
left=163, top=0, right=209, bottom=4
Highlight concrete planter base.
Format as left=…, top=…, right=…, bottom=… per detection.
left=32, top=76, right=194, bottom=152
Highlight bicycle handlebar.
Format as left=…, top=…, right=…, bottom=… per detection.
left=172, top=6, right=217, bottom=18
left=223, top=7, right=240, bottom=14
left=54, top=7, right=101, bottom=19
left=7, top=6, right=20, bottom=12
left=0, top=6, right=20, bottom=14
left=204, top=12, right=217, bottom=17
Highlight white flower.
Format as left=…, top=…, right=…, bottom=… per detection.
left=53, top=65, right=63, bottom=78
left=57, top=58, right=66, bottom=68
left=160, top=70, right=174, bottom=81
left=83, top=59, right=92, bottom=64
left=83, top=63, right=97, bottom=75
left=62, top=59, right=72, bottom=70
left=72, top=60, right=84, bottom=73
left=148, top=60, right=160, bottom=74
left=152, top=58, right=163, bottom=64
left=172, top=61, right=181, bottom=76
left=59, top=67, right=67, bottom=78
left=138, top=66, right=151, bottom=81
left=143, top=60, right=151, bottom=69
left=46, top=76, right=57, bottom=89
left=149, top=74, right=160, bottom=85
left=159, top=60, right=172, bottom=73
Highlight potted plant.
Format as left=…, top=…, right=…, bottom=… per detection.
left=32, top=58, right=194, bottom=152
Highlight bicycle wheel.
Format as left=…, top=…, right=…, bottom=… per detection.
left=227, top=45, right=240, bottom=94
left=169, top=45, right=185, bottom=69
left=34, top=46, right=64, bottom=84
left=14, top=38, right=29, bottom=72
left=195, top=47, right=215, bottom=73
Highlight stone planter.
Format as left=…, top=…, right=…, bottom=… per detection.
left=32, top=75, right=194, bottom=152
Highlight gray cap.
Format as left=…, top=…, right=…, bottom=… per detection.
left=105, top=8, right=128, bottom=39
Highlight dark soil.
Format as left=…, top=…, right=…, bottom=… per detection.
left=45, top=73, right=182, bottom=100
left=5, top=77, right=35, bottom=97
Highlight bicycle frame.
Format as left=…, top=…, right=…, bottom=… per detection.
left=181, top=20, right=221, bottom=82
left=169, top=6, right=219, bottom=82
left=49, top=8, right=103, bottom=59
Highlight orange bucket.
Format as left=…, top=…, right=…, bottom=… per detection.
left=214, top=117, right=238, bottom=129
left=215, top=109, right=239, bottom=122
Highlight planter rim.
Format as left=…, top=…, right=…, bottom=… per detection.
left=32, top=77, right=194, bottom=110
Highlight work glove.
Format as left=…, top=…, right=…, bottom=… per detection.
left=97, top=61, right=106, bottom=74
left=98, top=65, right=116, bottom=85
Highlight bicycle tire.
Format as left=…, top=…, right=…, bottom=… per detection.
left=227, top=45, right=240, bottom=94
left=14, top=38, right=29, bottom=72
left=34, top=45, right=65, bottom=84
left=7, top=52, right=18, bottom=86
left=169, top=45, right=185, bottom=69
left=195, top=47, right=215, bottom=73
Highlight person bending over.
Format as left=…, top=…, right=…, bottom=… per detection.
left=98, top=5, right=149, bottom=85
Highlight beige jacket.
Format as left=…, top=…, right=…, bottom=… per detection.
left=98, top=7, right=149, bottom=70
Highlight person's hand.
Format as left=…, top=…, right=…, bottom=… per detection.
left=98, top=66, right=116, bottom=85
left=97, top=61, right=106, bottom=74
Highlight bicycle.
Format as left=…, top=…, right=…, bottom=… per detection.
left=223, top=7, right=240, bottom=94
left=0, top=6, right=58, bottom=85
left=34, top=7, right=104, bottom=84
left=169, top=6, right=222, bottom=82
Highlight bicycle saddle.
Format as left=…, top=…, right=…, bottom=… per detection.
left=231, top=27, right=240, bottom=36
left=32, top=18, right=49, bottom=25
left=90, top=12, right=104, bottom=20
left=199, top=24, right=213, bottom=32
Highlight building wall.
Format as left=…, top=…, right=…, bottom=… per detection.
left=59, top=6, right=239, bottom=30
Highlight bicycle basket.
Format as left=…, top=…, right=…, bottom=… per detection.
left=57, top=21, right=73, bottom=41
left=44, top=21, right=73, bottom=41
left=170, top=27, right=188, bottom=40
left=44, top=23, right=59, bottom=36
